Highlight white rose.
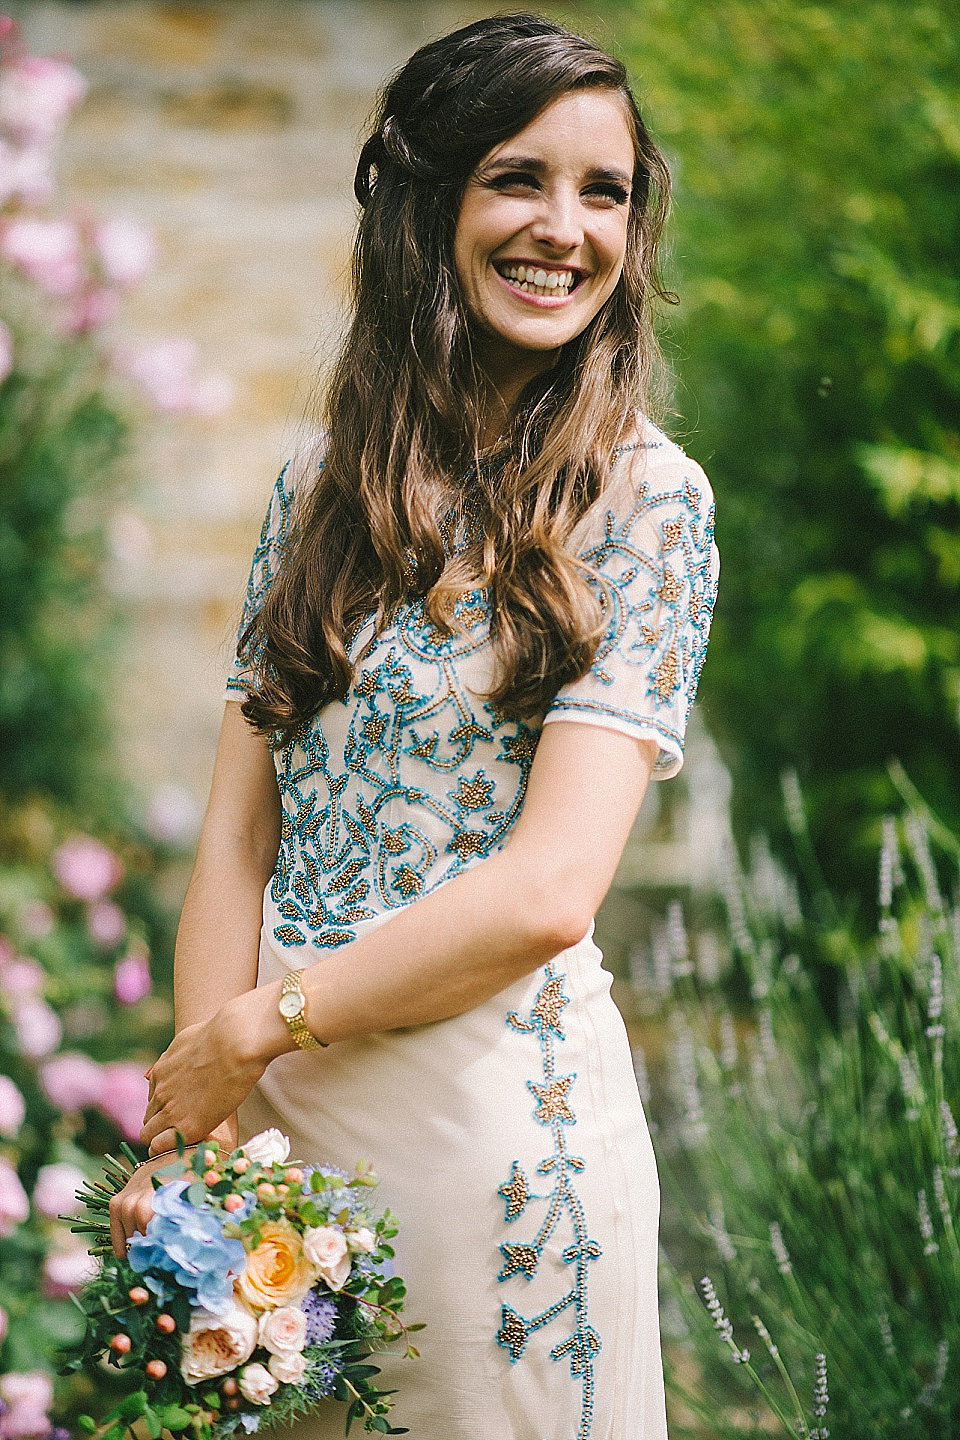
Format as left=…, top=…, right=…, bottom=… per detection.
left=267, top=1350, right=306, bottom=1385
left=303, top=1225, right=351, bottom=1291
left=238, top=1362, right=279, bottom=1405
left=258, top=1305, right=307, bottom=1356
left=180, top=1304, right=257, bottom=1384
left=347, top=1226, right=376, bottom=1254
left=240, top=1129, right=290, bottom=1167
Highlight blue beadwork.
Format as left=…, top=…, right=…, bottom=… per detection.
left=495, top=965, right=602, bottom=1440
left=226, top=433, right=718, bottom=953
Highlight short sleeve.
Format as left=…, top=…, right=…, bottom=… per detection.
left=224, top=464, right=295, bottom=702
left=542, top=434, right=719, bottom=779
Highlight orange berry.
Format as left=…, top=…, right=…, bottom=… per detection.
left=284, top=1167, right=304, bottom=1184
left=223, top=1193, right=245, bottom=1213
left=233, top=1156, right=250, bottom=1173
left=145, top=1360, right=167, bottom=1380
left=222, top=1378, right=239, bottom=1396
left=256, top=1182, right=276, bottom=1201
left=276, top=1183, right=289, bottom=1196
left=109, top=1333, right=131, bottom=1354
left=155, top=1313, right=176, bottom=1335
left=128, top=1286, right=150, bottom=1305
left=203, top=1148, right=218, bottom=1167
left=203, top=1169, right=221, bottom=1186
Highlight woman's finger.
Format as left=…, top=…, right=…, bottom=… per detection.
left=147, top=1128, right=179, bottom=1156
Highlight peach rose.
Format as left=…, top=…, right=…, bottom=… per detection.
left=267, top=1350, right=306, bottom=1384
left=303, top=1225, right=351, bottom=1291
left=258, top=1305, right=307, bottom=1356
left=347, top=1226, right=376, bottom=1254
left=238, top=1363, right=278, bottom=1405
left=236, top=1221, right=315, bottom=1312
left=180, top=1303, right=256, bottom=1383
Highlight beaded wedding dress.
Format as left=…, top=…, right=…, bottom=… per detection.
left=230, top=422, right=718, bottom=1439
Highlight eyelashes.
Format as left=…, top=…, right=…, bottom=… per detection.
left=483, top=172, right=630, bottom=206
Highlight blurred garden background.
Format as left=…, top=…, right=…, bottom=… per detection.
left=0, top=1, right=957, bottom=1435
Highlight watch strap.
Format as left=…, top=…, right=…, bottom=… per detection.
left=279, top=969, right=326, bottom=1050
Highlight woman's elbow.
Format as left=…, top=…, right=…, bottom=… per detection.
left=520, top=882, right=596, bottom=958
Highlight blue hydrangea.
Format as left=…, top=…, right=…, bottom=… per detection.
left=128, top=1179, right=245, bottom=1312
left=302, top=1289, right=338, bottom=1344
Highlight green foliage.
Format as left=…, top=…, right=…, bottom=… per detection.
left=0, top=270, right=129, bottom=812
left=602, top=0, right=960, bottom=893
left=639, top=798, right=960, bottom=1436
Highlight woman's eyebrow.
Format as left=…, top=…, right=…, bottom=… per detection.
left=479, top=156, right=632, bottom=187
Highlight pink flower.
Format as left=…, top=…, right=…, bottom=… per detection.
left=113, top=950, right=151, bottom=1005
left=302, top=1225, right=351, bottom=1291
left=0, top=54, right=87, bottom=144
left=237, top=1362, right=278, bottom=1406
left=267, top=1349, right=306, bottom=1384
left=42, top=1232, right=97, bottom=1297
left=93, top=216, right=155, bottom=288
left=19, top=902, right=54, bottom=939
left=0, top=1075, right=26, bottom=1137
left=1, top=217, right=84, bottom=297
left=347, top=1225, right=376, bottom=1254
left=0, top=1157, right=29, bottom=1237
left=0, top=318, right=12, bottom=383
left=32, top=1161, right=86, bottom=1219
left=0, top=958, right=44, bottom=997
left=144, top=783, right=197, bottom=845
left=99, top=1062, right=149, bottom=1140
left=113, top=338, right=232, bottom=416
left=62, top=284, right=118, bottom=337
left=0, top=137, right=53, bottom=205
left=87, top=900, right=126, bottom=948
left=14, top=998, right=62, bottom=1059
left=258, top=1304, right=307, bottom=1356
left=180, top=1303, right=256, bottom=1383
left=0, top=1371, right=54, bottom=1437
left=40, top=1052, right=104, bottom=1110
left=52, top=834, right=123, bottom=901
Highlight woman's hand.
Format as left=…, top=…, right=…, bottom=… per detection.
left=140, top=999, right=268, bottom=1154
left=109, top=1116, right=238, bottom=1260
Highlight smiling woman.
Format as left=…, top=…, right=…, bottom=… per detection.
left=110, top=14, right=719, bottom=1440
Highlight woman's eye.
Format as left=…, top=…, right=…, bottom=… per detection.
left=489, top=171, right=540, bottom=192
left=586, top=182, right=631, bottom=206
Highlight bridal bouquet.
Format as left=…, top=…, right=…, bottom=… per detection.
left=62, top=1130, right=418, bottom=1438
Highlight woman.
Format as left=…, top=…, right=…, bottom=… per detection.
left=110, top=14, right=718, bottom=1438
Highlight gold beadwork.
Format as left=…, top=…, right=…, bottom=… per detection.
left=499, top=1244, right=539, bottom=1279
left=532, top=976, right=569, bottom=1035
left=529, top=1074, right=576, bottom=1125
left=498, top=1163, right=530, bottom=1220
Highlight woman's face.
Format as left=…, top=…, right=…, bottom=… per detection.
left=454, top=88, right=635, bottom=391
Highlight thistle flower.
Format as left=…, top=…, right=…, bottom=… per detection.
left=925, top=954, right=945, bottom=1039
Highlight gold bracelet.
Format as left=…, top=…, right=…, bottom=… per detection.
left=133, top=1147, right=183, bottom=1171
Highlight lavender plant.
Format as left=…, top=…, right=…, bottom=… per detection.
left=640, top=785, right=960, bottom=1437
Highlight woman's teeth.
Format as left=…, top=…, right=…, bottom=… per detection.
left=498, top=264, right=576, bottom=297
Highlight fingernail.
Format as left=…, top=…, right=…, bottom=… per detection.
left=144, top=1067, right=153, bottom=1079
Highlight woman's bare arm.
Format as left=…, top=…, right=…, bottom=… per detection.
left=109, top=703, right=279, bottom=1256
left=141, top=719, right=657, bottom=1151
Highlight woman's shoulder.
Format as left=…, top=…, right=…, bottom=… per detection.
left=610, top=416, right=715, bottom=514
left=568, top=417, right=714, bottom=555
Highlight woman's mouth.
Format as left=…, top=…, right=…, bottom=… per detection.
left=494, top=262, right=581, bottom=299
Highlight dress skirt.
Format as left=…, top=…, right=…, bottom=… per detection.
left=238, top=913, right=668, bottom=1440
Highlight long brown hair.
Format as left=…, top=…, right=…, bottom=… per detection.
left=241, top=13, right=673, bottom=738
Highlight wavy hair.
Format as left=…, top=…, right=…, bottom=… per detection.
left=241, top=13, right=673, bottom=738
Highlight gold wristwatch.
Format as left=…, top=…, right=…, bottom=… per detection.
left=278, top=970, right=326, bottom=1050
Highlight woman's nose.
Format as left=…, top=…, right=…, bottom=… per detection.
left=530, top=189, right=584, bottom=251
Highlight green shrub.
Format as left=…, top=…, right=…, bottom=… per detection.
left=641, top=791, right=960, bottom=1436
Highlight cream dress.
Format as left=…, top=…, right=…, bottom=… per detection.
left=228, top=423, right=718, bottom=1440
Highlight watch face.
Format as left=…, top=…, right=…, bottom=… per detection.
left=279, top=991, right=304, bottom=1019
